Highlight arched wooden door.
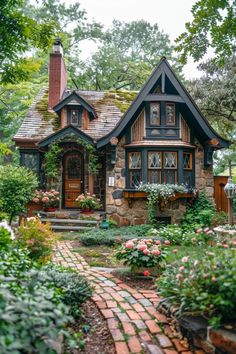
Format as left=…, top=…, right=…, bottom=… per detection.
left=63, top=151, right=83, bottom=208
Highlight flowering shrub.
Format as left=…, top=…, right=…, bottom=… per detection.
left=32, top=189, right=60, bottom=208
left=147, top=224, right=215, bottom=246
left=18, top=217, right=57, bottom=263
left=116, top=238, right=170, bottom=270
left=138, top=183, right=187, bottom=222
left=157, top=248, right=236, bottom=326
left=76, top=192, right=101, bottom=210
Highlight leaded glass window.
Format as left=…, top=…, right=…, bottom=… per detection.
left=164, top=152, right=177, bottom=169
left=148, top=152, right=161, bottom=169
left=150, top=103, right=160, bottom=125
left=183, top=152, right=192, bottom=170
left=128, top=152, right=141, bottom=188
left=21, top=152, right=38, bottom=173
left=165, top=103, right=175, bottom=125
left=129, top=152, right=141, bottom=169
left=71, top=110, right=79, bottom=125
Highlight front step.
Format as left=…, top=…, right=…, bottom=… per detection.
left=41, top=217, right=99, bottom=232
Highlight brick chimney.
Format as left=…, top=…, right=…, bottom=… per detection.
left=48, top=38, right=67, bottom=110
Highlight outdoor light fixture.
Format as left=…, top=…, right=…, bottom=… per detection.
left=224, top=175, right=236, bottom=225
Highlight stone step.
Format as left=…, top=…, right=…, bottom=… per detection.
left=41, top=218, right=98, bottom=225
left=51, top=225, right=94, bottom=231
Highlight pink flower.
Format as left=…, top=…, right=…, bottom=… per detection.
left=223, top=244, right=229, bottom=248
left=143, top=249, right=150, bottom=255
left=191, top=237, right=197, bottom=242
left=179, top=266, right=185, bottom=272
left=164, top=240, right=170, bottom=246
left=152, top=249, right=161, bottom=256
left=137, top=244, right=147, bottom=251
left=143, top=270, right=150, bottom=277
left=181, top=256, right=189, bottom=263
left=173, top=249, right=178, bottom=254
left=155, top=240, right=161, bottom=245
left=42, top=197, right=49, bottom=203
left=196, top=228, right=203, bottom=234
left=121, top=250, right=126, bottom=254
left=176, top=273, right=182, bottom=280
left=33, top=197, right=39, bottom=203
left=125, top=241, right=134, bottom=249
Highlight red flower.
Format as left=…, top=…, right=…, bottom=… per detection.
left=143, top=270, right=150, bottom=277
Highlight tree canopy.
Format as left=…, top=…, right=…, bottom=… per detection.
left=176, top=0, right=236, bottom=65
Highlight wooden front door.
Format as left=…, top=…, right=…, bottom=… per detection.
left=64, top=152, right=83, bottom=208
left=214, top=176, right=228, bottom=212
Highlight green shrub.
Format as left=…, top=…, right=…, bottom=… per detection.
left=0, top=165, right=38, bottom=224
left=0, top=226, right=12, bottom=250
left=80, top=224, right=152, bottom=246
left=157, top=248, right=236, bottom=327
left=181, top=193, right=216, bottom=229
left=18, top=217, right=57, bottom=263
left=116, top=238, right=169, bottom=270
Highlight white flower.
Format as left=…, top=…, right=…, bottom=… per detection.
left=0, top=221, right=15, bottom=240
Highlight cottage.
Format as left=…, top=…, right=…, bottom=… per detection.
left=14, top=40, right=230, bottom=225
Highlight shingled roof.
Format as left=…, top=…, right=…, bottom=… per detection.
left=13, top=88, right=137, bottom=143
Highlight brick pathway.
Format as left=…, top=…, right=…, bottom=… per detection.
left=54, top=241, right=202, bottom=354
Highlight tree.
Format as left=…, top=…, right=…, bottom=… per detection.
left=73, top=20, right=183, bottom=90
left=176, top=0, right=236, bottom=65
left=187, top=56, right=236, bottom=142
left=0, top=165, right=38, bottom=224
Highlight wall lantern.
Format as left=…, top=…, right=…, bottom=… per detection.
left=224, top=174, right=236, bottom=226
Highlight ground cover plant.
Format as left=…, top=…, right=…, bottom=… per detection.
left=0, top=222, right=92, bottom=353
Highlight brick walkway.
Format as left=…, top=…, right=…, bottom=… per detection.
left=54, top=241, right=202, bottom=354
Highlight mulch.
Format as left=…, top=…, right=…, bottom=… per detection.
left=71, top=300, right=116, bottom=354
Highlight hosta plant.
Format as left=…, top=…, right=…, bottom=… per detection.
left=157, top=248, right=236, bottom=327
left=116, top=238, right=170, bottom=271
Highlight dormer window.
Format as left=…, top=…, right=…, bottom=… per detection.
left=69, top=108, right=82, bottom=127
left=150, top=103, right=160, bottom=125
left=165, top=103, right=175, bottom=125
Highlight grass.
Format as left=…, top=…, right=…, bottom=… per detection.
left=72, top=245, right=122, bottom=268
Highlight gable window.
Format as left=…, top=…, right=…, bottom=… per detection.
left=148, top=152, right=162, bottom=183
left=128, top=152, right=142, bottom=188
left=165, top=103, right=175, bottom=125
left=150, top=103, right=160, bottom=125
left=69, top=108, right=82, bottom=127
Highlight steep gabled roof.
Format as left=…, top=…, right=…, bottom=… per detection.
left=97, top=58, right=230, bottom=149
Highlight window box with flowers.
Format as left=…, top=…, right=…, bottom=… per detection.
left=75, top=193, right=101, bottom=213
left=32, top=189, right=60, bottom=212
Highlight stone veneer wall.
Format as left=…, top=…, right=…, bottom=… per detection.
left=106, top=136, right=214, bottom=226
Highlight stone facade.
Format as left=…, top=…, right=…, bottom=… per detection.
left=105, top=136, right=214, bottom=227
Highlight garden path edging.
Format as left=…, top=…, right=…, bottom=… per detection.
left=53, top=241, right=198, bottom=354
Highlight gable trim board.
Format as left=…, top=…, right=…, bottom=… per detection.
left=96, top=58, right=230, bottom=149
left=37, top=125, right=94, bottom=148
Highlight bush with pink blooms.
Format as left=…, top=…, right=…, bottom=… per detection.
left=157, top=247, right=236, bottom=327
left=75, top=192, right=101, bottom=211
left=115, top=238, right=170, bottom=270
left=32, top=189, right=60, bottom=208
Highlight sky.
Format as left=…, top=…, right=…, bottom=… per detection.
left=77, top=0, right=204, bottom=79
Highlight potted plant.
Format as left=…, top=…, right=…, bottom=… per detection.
left=75, top=192, right=101, bottom=213
left=32, top=189, right=60, bottom=212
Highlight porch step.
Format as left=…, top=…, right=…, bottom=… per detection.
left=41, top=218, right=98, bottom=225
left=50, top=225, right=92, bottom=231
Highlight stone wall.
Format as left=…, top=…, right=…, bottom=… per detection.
left=105, top=137, right=214, bottom=226
left=195, top=140, right=214, bottom=200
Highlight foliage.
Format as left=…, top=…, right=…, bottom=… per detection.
left=76, top=192, right=101, bottom=210
left=74, top=20, right=183, bottom=90
left=116, top=238, right=169, bottom=270
left=147, top=224, right=214, bottom=246
left=0, top=165, right=38, bottom=224
left=36, top=265, right=93, bottom=318
left=33, top=189, right=60, bottom=208
left=80, top=225, right=152, bottom=246
left=175, top=0, right=236, bottom=66
left=0, top=226, right=12, bottom=250
left=181, top=193, right=216, bottom=229
left=44, top=143, right=63, bottom=179
left=157, top=248, right=236, bottom=327
left=138, top=183, right=187, bottom=223
left=18, top=217, right=57, bottom=263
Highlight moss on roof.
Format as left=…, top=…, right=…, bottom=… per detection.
left=97, top=90, right=137, bottom=114
left=35, top=90, right=60, bottom=130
